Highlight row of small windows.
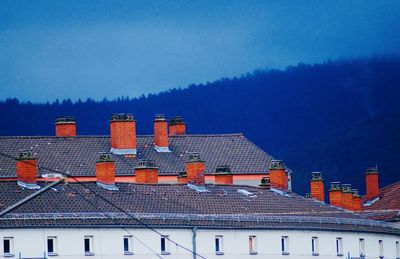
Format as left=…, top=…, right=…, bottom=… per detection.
left=2, top=235, right=400, bottom=257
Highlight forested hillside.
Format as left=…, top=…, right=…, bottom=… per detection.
left=1, top=57, right=399, bottom=194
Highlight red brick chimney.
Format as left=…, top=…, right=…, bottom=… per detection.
left=154, top=114, right=170, bottom=152
left=214, top=165, right=233, bottom=185
left=259, top=176, right=271, bottom=189
left=310, top=172, right=325, bottom=202
left=329, top=182, right=342, bottom=207
left=352, top=189, right=362, bottom=212
left=55, top=116, right=76, bottom=137
left=365, top=167, right=379, bottom=201
left=186, top=152, right=205, bottom=185
left=135, top=160, right=158, bottom=184
left=341, top=184, right=353, bottom=210
left=16, top=150, right=39, bottom=189
left=95, top=153, right=117, bottom=190
left=269, top=160, right=288, bottom=190
left=110, top=113, right=137, bottom=155
left=177, top=171, right=188, bottom=184
left=169, top=116, right=186, bottom=136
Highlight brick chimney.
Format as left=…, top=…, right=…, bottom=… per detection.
left=341, top=184, right=353, bottom=210
left=110, top=113, right=137, bottom=155
left=310, top=172, right=325, bottom=202
left=352, top=189, right=362, bottom=212
left=169, top=116, right=186, bottom=136
left=16, top=150, right=40, bottom=189
left=55, top=116, right=76, bottom=137
left=329, top=182, right=342, bottom=207
left=154, top=114, right=170, bottom=152
left=135, top=160, right=158, bottom=184
left=177, top=171, right=188, bottom=184
left=95, top=153, right=118, bottom=190
left=259, top=176, right=271, bottom=189
left=214, top=165, right=233, bottom=185
left=186, top=152, right=205, bottom=185
left=269, top=160, right=288, bottom=190
left=365, top=167, right=379, bottom=201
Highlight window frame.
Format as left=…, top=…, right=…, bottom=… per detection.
left=248, top=235, right=257, bottom=255
left=312, top=236, right=319, bottom=256
left=84, top=235, right=94, bottom=256
left=379, top=240, right=384, bottom=259
left=215, top=235, right=224, bottom=255
left=359, top=238, right=366, bottom=258
left=396, top=241, right=399, bottom=259
left=47, top=236, right=58, bottom=256
left=336, top=237, right=343, bottom=256
left=160, top=235, right=170, bottom=255
left=3, top=237, right=14, bottom=257
left=281, top=236, right=289, bottom=255
left=123, top=235, right=133, bottom=255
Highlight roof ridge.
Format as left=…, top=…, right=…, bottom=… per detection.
left=0, top=133, right=245, bottom=139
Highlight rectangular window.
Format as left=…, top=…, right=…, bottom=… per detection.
left=3, top=237, right=13, bottom=256
left=281, top=236, right=289, bottom=255
left=379, top=240, right=383, bottom=258
left=161, top=235, right=170, bottom=255
left=84, top=236, right=94, bottom=256
left=123, top=236, right=133, bottom=255
left=47, top=236, right=58, bottom=256
left=215, top=235, right=224, bottom=255
left=249, top=235, right=257, bottom=255
left=312, top=237, right=319, bottom=256
left=359, top=238, right=365, bottom=257
left=336, top=237, right=343, bottom=256
left=396, top=241, right=399, bottom=258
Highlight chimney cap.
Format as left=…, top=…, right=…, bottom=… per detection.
left=154, top=114, right=166, bottom=121
left=135, top=159, right=158, bottom=169
left=97, top=152, right=114, bottom=162
left=187, top=152, right=203, bottom=163
left=352, top=189, right=361, bottom=197
left=365, top=166, right=379, bottom=174
left=259, top=176, right=271, bottom=189
left=17, top=149, right=35, bottom=160
left=269, top=159, right=285, bottom=170
left=177, top=171, right=187, bottom=178
left=170, top=116, right=185, bottom=125
left=55, top=116, right=76, bottom=124
left=111, top=113, right=135, bottom=122
left=311, top=172, right=323, bottom=181
left=214, top=165, right=232, bottom=175
left=329, top=181, right=342, bottom=191
left=341, top=183, right=352, bottom=193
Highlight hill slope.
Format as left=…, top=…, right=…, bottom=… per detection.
left=1, top=57, right=399, bottom=194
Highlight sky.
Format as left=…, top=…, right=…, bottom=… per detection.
left=0, top=0, right=400, bottom=102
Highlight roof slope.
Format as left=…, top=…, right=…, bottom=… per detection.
left=0, top=134, right=272, bottom=178
left=0, top=181, right=398, bottom=235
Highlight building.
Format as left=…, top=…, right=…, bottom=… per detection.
left=0, top=114, right=399, bottom=258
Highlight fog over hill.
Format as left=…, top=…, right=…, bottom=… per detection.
left=1, top=57, right=399, bottom=195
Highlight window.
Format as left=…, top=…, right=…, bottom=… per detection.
left=3, top=237, right=14, bottom=257
left=123, top=236, right=133, bottom=255
left=84, top=236, right=94, bottom=256
left=47, top=236, right=58, bottom=256
left=281, top=236, right=289, bottom=255
left=215, top=235, right=224, bottom=255
left=161, top=235, right=170, bottom=255
left=312, top=237, right=319, bottom=256
left=249, top=235, right=257, bottom=255
left=379, top=240, right=383, bottom=259
left=396, top=241, right=399, bottom=259
left=336, top=237, right=343, bottom=256
left=359, top=238, right=365, bottom=258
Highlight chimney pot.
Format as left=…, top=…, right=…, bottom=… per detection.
left=154, top=114, right=170, bottom=152
left=169, top=116, right=186, bottom=136
left=110, top=113, right=137, bottom=155
left=135, top=159, right=158, bottom=184
left=55, top=116, right=76, bottom=137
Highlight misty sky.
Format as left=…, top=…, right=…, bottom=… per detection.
left=1, top=0, right=400, bottom=102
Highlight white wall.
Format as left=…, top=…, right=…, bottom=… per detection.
left=0, top=228, right=399, bottom=259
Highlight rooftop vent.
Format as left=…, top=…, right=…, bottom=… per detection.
left=155, top=114, right=166, bottom=121
left=311, top=172, right=323, bottom=181
left=269, top=159, right=285, bottom=170
left=187, top=152, right=202, bottom=162
left=111, top=113, right=135, bottom=122
left=98, top=152, right=114, bottom=162
left=341, top=184, right=352, bottom=193
left=18, top=149, right=34, bottom=160
left=259, top=176, right=271, bottom=189
left=329, top=182, right=342, bottom=191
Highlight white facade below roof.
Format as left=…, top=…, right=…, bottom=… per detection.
left=1, top=228, right=399, bottom=259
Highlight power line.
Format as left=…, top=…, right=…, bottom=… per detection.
left=0, top=151, right=207, bottom=259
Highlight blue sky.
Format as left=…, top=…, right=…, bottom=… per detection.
left=1, top=0, right=399, bottom=102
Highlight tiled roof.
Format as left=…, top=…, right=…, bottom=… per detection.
left=0, top=181, right=398, bottom=235
left=363, top=181, right=400, bottom=221
left=0, top=134, right=272, bottom=178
